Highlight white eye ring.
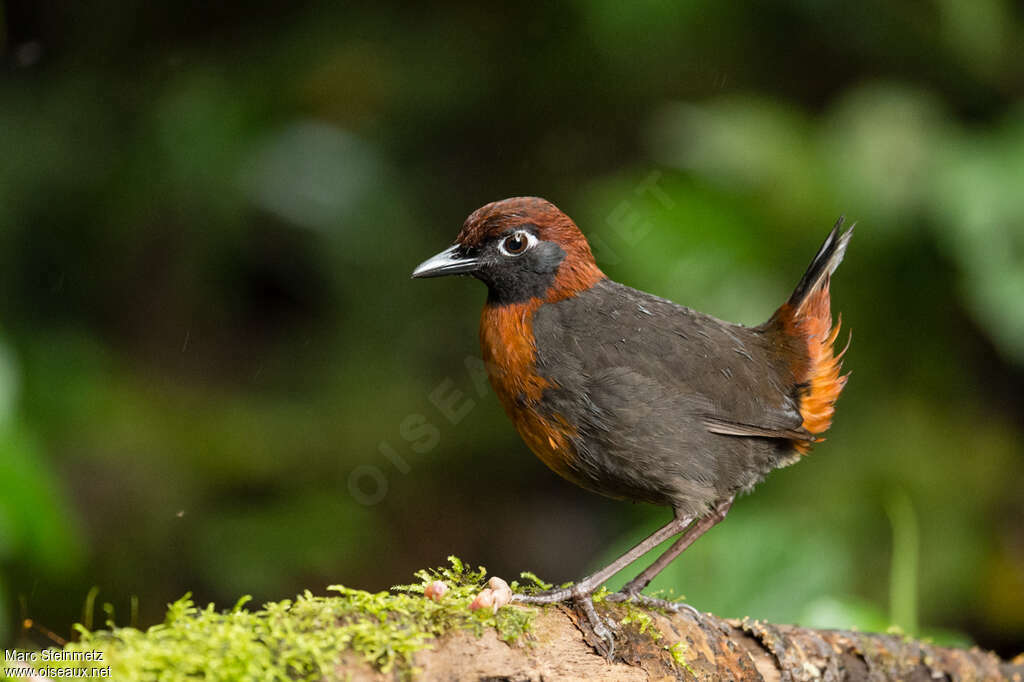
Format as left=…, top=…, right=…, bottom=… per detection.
left=498, top=230, right=538, bottom=257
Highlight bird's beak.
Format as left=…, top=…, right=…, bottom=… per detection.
left=411, top=245, right=480, bottom=278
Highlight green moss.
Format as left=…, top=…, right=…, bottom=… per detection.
left=14, top=559, right=705, bottom=680
left=516, top=571, right=553, bottom=591
left=666, top=641, right=697, bottom=677
left=619, top=603, right=660, bottom=640
left=19, top=557, right=535, bottom=682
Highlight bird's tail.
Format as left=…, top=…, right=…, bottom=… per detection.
left=766, top=218, right=854, bottom=452
left=787, top=217, right=854, bottom=316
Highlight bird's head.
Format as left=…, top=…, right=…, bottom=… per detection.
left=412, top=197, right=604, bottom=305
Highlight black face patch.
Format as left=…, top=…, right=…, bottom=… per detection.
left=471, top=236, right=567, bottom=306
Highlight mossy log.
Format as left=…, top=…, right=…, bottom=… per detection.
left=391, top=603, right=1024, bottom=681
left=10, top=565, right=1023, bottom=681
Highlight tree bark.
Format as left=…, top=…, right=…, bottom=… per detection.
left=345, top=603, right=1023, bottom=681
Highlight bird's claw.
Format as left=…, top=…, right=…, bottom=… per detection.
left=573, top=593, right=617, bottom=659
left=605, top=590, right=700, bottom=617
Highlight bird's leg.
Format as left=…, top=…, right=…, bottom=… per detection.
left=513, top=513, right=694, bottom=605
left=621, top=498, right=734, bottom=595
left=513, top=514, right=693, bottom=659
left=509, top=505, right=728, bottom=657
left=606, top=497, right=734, bottom=613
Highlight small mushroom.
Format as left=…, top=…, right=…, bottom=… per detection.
left=423, top=580, right=448, bottom=602
left=488, top=577, right=513, bottom=609
left=469, top=588, right=495, bottom=611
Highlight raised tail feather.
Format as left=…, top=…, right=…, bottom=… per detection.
left=771, top=217, right=854, bottom=453
left=789, top=217, right=854, bottom=316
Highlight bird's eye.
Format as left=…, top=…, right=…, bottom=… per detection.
left=499, top=231, right=533, bottom=257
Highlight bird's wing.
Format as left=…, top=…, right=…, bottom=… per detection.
left=701, top=416, right=811, bottom=441
left=534, top=279, right=810, bottom=443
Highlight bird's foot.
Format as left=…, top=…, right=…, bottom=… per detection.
left=511, top=584, right=619, bottom=657
left=605, top=590, right=700, bottom=617
left=573, top=592, right=618, bottom=659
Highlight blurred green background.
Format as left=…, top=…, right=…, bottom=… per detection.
left=1, top=0, right=1022, bottom=659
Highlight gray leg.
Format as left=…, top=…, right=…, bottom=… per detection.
left=606, top=497, right=734, bottom=611
left=513, top=512, right=695, bottom=605
left=513, top=512, right=695, bottom=657
left=511, top=502, right=730, bottom=656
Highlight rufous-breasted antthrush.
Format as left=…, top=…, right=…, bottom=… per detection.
left=413, top=197, right=852, bottom=648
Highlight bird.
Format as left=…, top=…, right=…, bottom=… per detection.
left=412, top=196, right=852, bottom=649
